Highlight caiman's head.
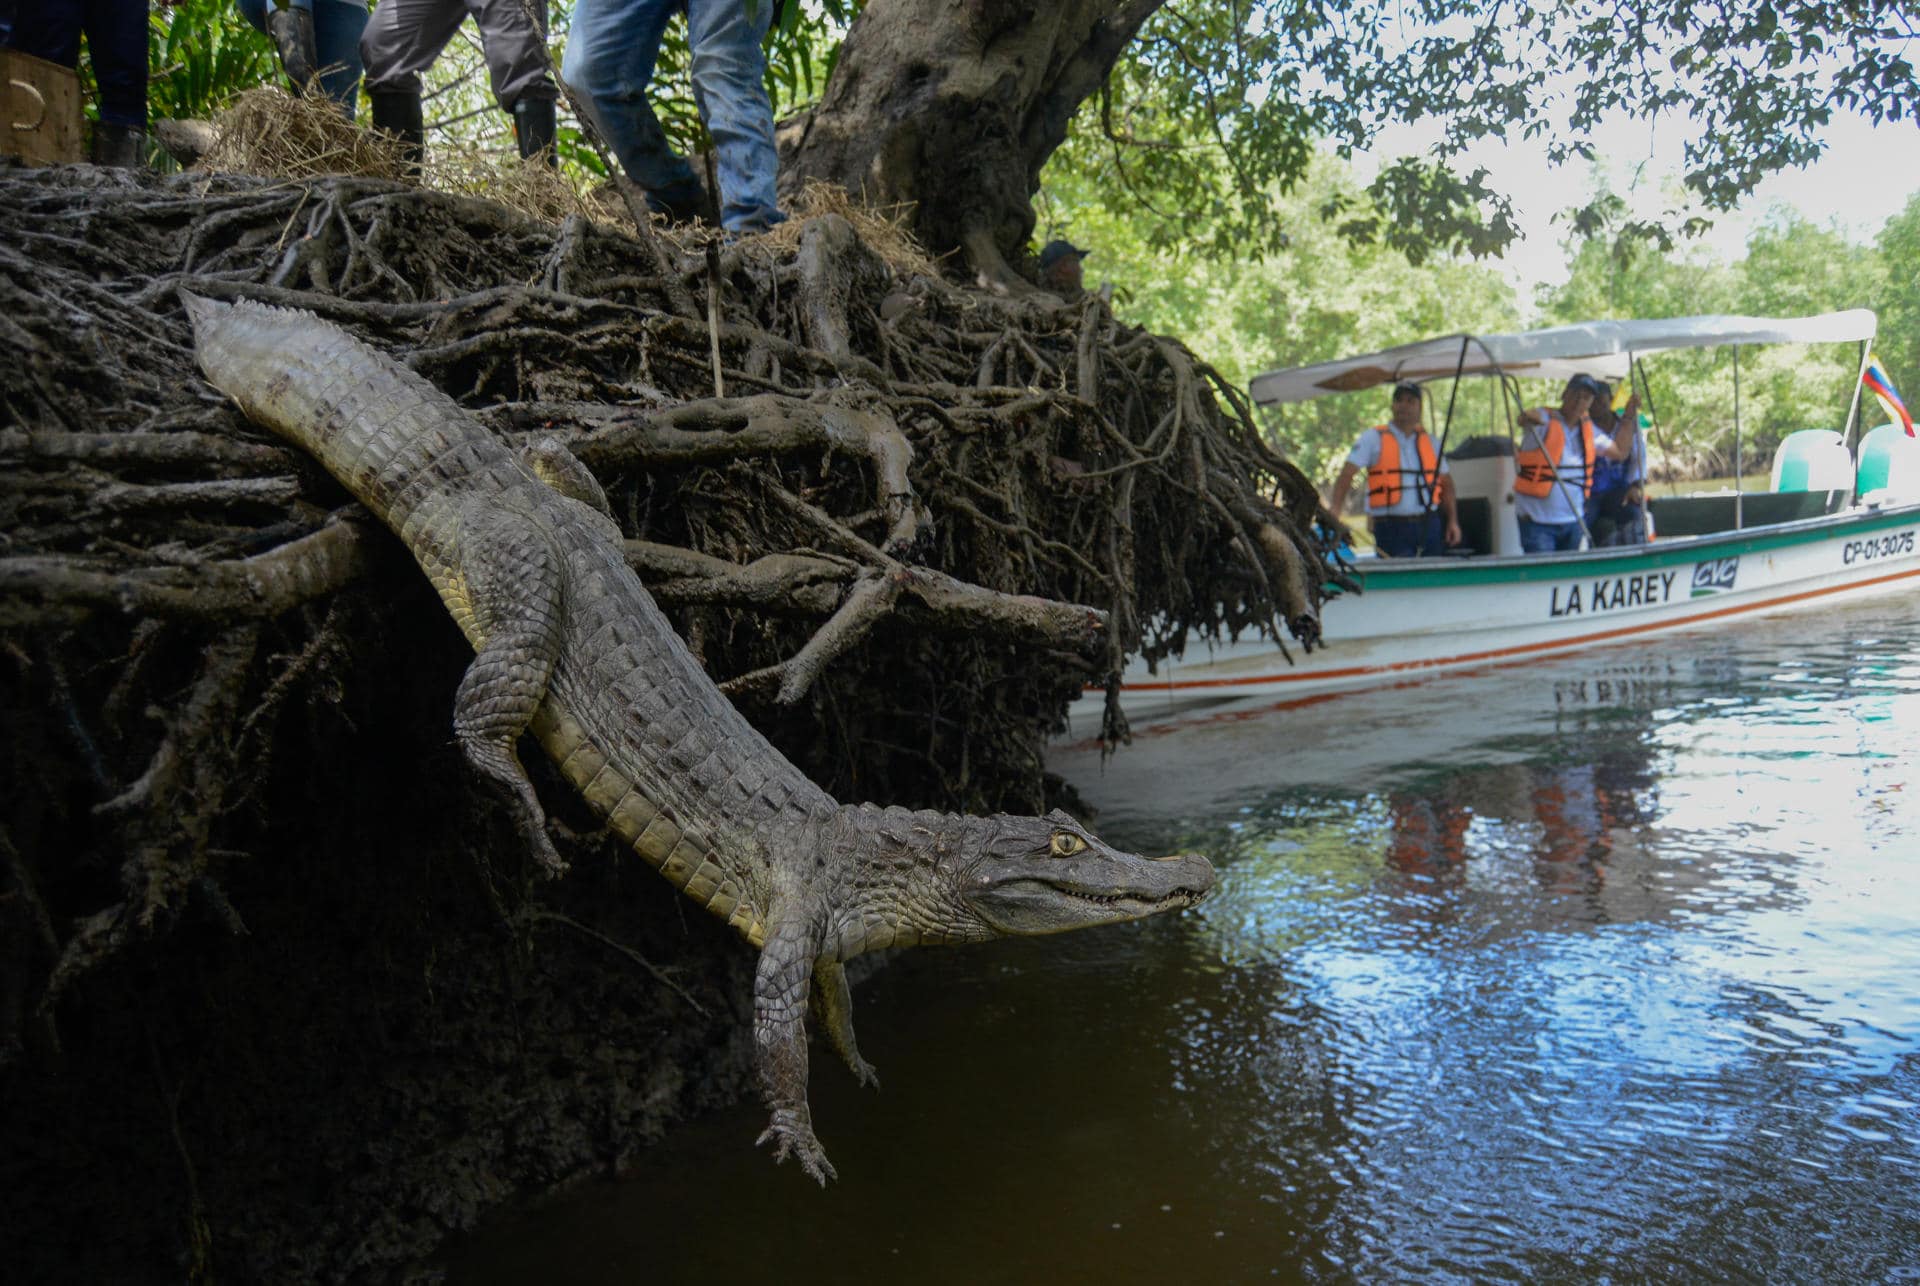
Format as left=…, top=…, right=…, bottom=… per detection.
left=954, top=809, right=1214, bottom=938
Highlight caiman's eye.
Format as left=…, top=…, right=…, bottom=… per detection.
left=1049, top=831, right=1087, bottom=857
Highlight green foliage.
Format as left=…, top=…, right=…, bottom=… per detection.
left=1041, top=154, right=1521, bottom=482
left=1870, top=192, right=1920, bottom=392
left=1537, top=199, right=1905, bottom=472
left=146, top=0, right=276, bottom=123
left=1049, top=0, right=1918, bottom=266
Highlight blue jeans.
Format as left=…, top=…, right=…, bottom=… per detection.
left=562, top=0, right=784, bottom=231
left=1371, top=512, right=1443, bottom=558
left=7, top=0, right=147, bottom=127
left=1519, top=518, right=1583, bottom=553
left=238, top=0, right=370, bottom=118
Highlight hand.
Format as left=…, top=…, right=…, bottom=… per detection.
left=1445, top=518, right=1462, bottom=547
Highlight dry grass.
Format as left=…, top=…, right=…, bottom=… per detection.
left=760, top=179, right=945, bottom=279
left=197, top=92, right=940, bottom=277
left=200, top=87, right=411, bottom=181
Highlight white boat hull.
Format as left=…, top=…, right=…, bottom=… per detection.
left=1073, top=501, right=1920, bottom=726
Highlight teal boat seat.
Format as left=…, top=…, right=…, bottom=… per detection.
left=1856, top=422, right=1920, bottom=499
left=1771, top=429, right=1851, bottom=492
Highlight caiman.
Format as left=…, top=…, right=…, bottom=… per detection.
left=181, top=292, right=1214, bottom=1183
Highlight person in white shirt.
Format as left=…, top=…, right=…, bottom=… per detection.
left=1327, top=382, right=1462, bottom=557
left=1514, top=375, right=1633, bottom=553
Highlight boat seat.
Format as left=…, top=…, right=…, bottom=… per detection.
left=1650, top=490, right=1840, bottom=537
left=1771, top=429, right=1852, bottom=492
left=1446, top=434, right=1515, bottom=459
left=1856, top=422, right=1920, bottom=503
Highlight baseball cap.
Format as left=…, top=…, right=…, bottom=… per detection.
left=1038, top=239, right=1090, bottom=270
left=1391, top=381, right=1422, bottom=400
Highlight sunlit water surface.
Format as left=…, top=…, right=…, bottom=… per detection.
left=445, top=591, right=1920, bottom=1284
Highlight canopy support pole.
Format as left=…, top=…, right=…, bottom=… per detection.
left=1733, top=345, right=1744, bottom=531
left=1844, top=339, right=1872, bottom=453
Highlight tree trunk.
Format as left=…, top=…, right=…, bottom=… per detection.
left=783, top=0, right=1163, bottom=287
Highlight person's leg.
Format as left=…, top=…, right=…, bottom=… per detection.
left=685, top=0, right=783, bottom=231
left=362, top=0, right=463, bottom=171
left=561, top=0, right=704, bottom=213
left=236, top=0, right=270, bottom=36
left=1518, top=517, right=1554, bottom=555
left=465, top=0, right=555, bottom=112
left=254, top=0, right=322, bottom=93
left=1416, top=510, right=1444, bottom=556
left=360, top=0, right=467, bottom=98
left=81, top=0, right=147, bottom=129
left=313, top=0, right=369, bottom=116
left=7, top=0, right=83, bottom=67
left=1553, top=522, right=1584, bottom=552
left=1372, top=517, right=1416, bottom=558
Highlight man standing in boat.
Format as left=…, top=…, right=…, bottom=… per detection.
left=1327, top=382, right=1463, bottom=558
left=1514, top=374, right=1635, bottom=553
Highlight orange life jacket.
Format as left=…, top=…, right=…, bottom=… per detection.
left=1515, top=412, right=1595, bottom=498
left=1365, top=426, right=1441, bottom=511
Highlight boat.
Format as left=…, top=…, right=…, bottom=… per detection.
left=1069, top=310, right=1920, bottom=726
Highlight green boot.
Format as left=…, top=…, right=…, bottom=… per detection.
left=267, top=2, right=320, bottom=93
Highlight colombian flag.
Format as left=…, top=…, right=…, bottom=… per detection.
left=1863, top=355, right=1915, bottom=438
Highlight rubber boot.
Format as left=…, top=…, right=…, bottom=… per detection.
left=266, top=3, right=320, bottom=93
left=369, top=90, right=425, bottom=179
left=91, top=123, right=145, bottom=169
left=513, top=97, right=557, bottom=167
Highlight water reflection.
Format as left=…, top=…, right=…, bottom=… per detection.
left=444, top=592, right=1920, bottom=1284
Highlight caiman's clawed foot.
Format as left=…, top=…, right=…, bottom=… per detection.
left=756, top=1107, right=837, bottom=1185
left=846, top=1054, right=880, bottom=1090
left=523, top=816, right=569, bottom=879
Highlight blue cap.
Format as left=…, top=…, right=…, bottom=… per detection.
left=1038, top=239, right=1090, bottom=270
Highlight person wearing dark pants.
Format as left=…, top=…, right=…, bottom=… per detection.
left=236, top=0, right=369, bottom=117
left=5, top=0, right=154, bottom=166
left=358, top=0, right=559, bottom=173
left=1326, top=382, right=1463, bottom=559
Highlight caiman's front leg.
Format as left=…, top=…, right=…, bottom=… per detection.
left=811, top=959, right=880, bottom=1088
left=453, top=504, right=568, bottom=877
left=753, top=910, right=836, bottom=1184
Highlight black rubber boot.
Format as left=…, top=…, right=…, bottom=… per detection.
left=513, top=97, right=557, bottom=167
left=369, top=90, right=425, bottom=178
left=266, top=3, right=320, bottom=93
left=91, top=123, right=145, bottom=169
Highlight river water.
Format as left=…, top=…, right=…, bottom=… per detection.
left=446, top=589, right=1920, bottom=1284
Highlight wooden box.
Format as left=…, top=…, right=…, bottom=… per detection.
left=3, top=48, right=84, bottom=165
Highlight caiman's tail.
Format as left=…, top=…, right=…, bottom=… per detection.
left=181, top=290, right=483, bottom=520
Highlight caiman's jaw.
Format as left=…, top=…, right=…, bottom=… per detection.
left=961, top=811, right=1214, bottom=937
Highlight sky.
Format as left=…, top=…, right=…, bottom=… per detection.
left=1363, top=108, right=1920, bottom=304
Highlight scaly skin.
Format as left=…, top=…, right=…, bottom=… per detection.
left=182, top=293, right=1215, bottom=1182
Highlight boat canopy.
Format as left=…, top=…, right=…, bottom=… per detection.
left=1248, top=310, right=1879, bottom=407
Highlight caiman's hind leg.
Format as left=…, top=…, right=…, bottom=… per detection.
left=453, top=504, right=568, bottom=877
left=811, top=959, right=880, bottom=1088
left=522, top=437, right=614, bottom=517
left=754, top=913, right=837, bottom=1184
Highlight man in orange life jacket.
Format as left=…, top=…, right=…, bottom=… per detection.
left=1514, top=374, right=1635, bottom=553
left=1327, top=382, right=1462, bottom=558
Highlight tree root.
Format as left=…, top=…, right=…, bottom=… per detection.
left=1, top=164, right=1333, bottom=1078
